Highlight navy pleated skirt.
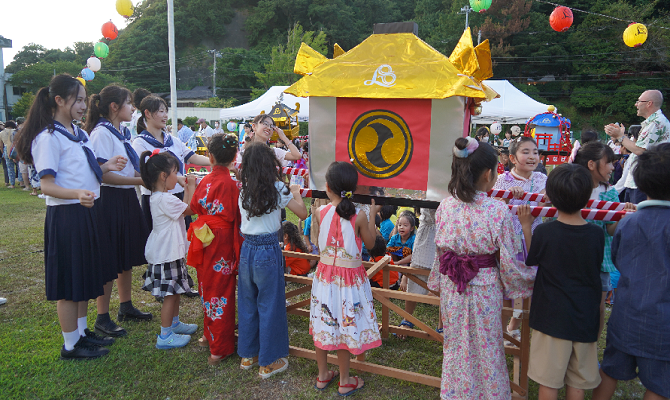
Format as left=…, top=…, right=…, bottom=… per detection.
left=44, top=200, right=105, bottom=302
left=98, top=186, right=149, bottom=274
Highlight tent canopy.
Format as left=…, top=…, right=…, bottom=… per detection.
left=472, top=80, right=550, bottom=125
left=219, top=86, right=310, bottom=122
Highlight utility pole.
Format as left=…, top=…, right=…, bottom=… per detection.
left=458, top=5, right=473, bottom=30
left=208, top=50, right=221, bottom=98
left=167, top=0, right=178, bottom=136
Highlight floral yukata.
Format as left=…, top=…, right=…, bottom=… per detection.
left=428, top=192, right=536, bottom=400
left=309, top=204, right=381, bottom=355
left=187, top=166, right=242, bottom=357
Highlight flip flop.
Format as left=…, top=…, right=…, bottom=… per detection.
left=338, top=376, right=364, bottom=397
left=314, top=370, right=339, bottom=391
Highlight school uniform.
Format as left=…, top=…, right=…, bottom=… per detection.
left=132, top=131, right=195, bottom=230
left=89, top=119, right=149, bottom=275
left=32, top=121, right=106, bottom=302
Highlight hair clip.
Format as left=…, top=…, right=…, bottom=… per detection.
left=341, top=190, right=353, bottom=199
left=223, top=135, right=238, bottom=149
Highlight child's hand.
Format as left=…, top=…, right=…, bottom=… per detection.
left=399, top=275, right=408, bottom=292
left=517, top=204, right=534, bottom=227
left=76, top=189, right=96, bottom=208
left=509, top=186, right=524, bottom=199
left=103, top=155, right=128, bottom=173
left=623, top=202, right=637, bottom=212
left=186, top=174, right=197, bottom=188
left=369, top=198, right=381, bottom=215
left=289, top=184, right=301, bottom=196
left=177, top=176, right=187, bottom=187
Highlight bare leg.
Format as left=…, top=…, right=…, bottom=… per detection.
left=643, top=390, right=668, bottom=400
left=56, top=300, right=79, bottom=332
left=538, top=384, right=558, bottom=400
left=77, top=301, right=88, bottom=318
left=161, top=295, right=179, bottom=328
left=337, top=349, right=364, bottom=395
left=315, top=347, right=338, bottom=389
left=599, top=292, right=607, bottom=337
left=565, top=385, right=585, bottom=400
left=592, top=369, right=617, bottom=400
left=96, top=281, right=114, bottom=314
left=405, top=300, right=417, bottom=315
left=116, top=270, right=132, bottom=303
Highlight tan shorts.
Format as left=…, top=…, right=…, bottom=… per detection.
left=528, top=330, right=601, bottom=390
left=406, top=272, right=429, bottom=295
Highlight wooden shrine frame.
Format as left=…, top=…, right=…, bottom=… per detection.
left=282, top=250, right=532, bottom=399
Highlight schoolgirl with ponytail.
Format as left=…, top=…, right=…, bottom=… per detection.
left=427, top=136, right=536, bottom=398
left=236, top=141, right=307, bottom=378
left=14, top=74, right=128, bottom=360
left=85, top=84, right=153, bottom=338
left=309, top=161, right=381, bottom=396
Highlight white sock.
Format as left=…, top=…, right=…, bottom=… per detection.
left=62, top=330, right=80, bottom=351
left=77, top=316, right=87, bottom=337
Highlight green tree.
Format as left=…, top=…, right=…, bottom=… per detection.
left=197, top=97, right=235, bottom=108
left=5, top=44, right=48, bottom=73
left=11, top=92, right=35, bottom=118
left=252, top=23, right=327, bottom=99
left=214, top=48, right=267, bottom=102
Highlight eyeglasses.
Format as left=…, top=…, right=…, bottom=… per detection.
left=635, top=100, right=651, bottom=105
left=260, top=121, right=275, bottom=128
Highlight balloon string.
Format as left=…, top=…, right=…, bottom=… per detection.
left=534, top=0, right=669, bottom=29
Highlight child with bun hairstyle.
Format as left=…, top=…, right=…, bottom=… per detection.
left=14, top=74, right=128, bottom=359
left=428, top=137, right=536, bottom=399
left=86, top=84, right=153, bottom=338
left=139, top=151, right=199, bottom=349
left=310, top=161, right=381, bottom=396
left=187, top=134, right=242, bottom=365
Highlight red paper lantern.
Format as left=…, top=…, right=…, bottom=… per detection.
left=102, top=21, right=119, bottom=40
left=549, top=6, right=573, bottom=32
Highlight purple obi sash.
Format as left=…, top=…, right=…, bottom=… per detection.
left=439, top=251, right=498, bottom=294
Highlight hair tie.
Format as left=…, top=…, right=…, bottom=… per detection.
left=145, top=148, right=161, bottom=162
left=453, top=136, right=480, bottom=159
left=223, top=135, right=238, bottom=149
left=340, top=190, right=353, bottom=199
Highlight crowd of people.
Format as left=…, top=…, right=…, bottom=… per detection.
left=5, top=73, right=669, bottom=399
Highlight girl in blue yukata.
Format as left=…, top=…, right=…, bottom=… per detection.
left=14, top=74, right=128, bottom=359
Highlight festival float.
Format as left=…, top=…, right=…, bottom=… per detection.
left=524, top=106, right=573, bottom=165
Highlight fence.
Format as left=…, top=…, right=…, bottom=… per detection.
left=282, top=250, right=532, bottom=399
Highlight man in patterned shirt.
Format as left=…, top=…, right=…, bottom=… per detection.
left=605, top=90, right=670, bottom=203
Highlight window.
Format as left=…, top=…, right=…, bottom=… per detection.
left=13, top=87, right=26, bottom=96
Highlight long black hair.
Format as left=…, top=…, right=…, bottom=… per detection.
left=139, top=150, right=180, bottom=192
left=282, top=221, right=308, bottom=253
left=136, top=95, right=167, bottom=134
left=573, top=141, right=616, bottom=188
left=325, top=161, right=358, bottom=220
left=15, top=74, right=84, bottom=164
left=240, top=141, right=288, bottom=218
left=448, top=138, right=498, bottom=203
left=84, top=84, right=132, bottom=133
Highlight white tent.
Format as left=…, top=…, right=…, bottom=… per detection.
left=219, top=86, right=310, bottom=122
left=473, top=80, right=550, bottom=125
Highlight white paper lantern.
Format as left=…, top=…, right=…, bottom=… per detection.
left=87, top=57, right=101, bottom=72
left=490, top=121, right=502, bottom=135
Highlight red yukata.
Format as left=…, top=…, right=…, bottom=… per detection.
left=187, top=166, right=242, bottom=357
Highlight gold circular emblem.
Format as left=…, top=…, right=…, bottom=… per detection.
left=348, top=110, right=413, bottom=179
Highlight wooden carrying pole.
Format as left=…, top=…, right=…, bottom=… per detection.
left=282, top=250, right=532, bottom=398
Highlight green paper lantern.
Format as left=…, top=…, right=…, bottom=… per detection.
left=470, top=0, right=492, bottom=13
left=94, top=42, right=109, bottom=58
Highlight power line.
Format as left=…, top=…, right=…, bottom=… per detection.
left=533, top=0, right=670, bottom=30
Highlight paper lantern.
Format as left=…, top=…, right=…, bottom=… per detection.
left=469, top=0, right=492, bottom=13
left=623, top=23, right=648, bottom=48
left=81, top=68, right=95, bottom=81
left=227, top=121, right=238, bottom=132
left=86, top=57, right=101, bottom=72
left=102, top=21, right=118, bottom=40
left=76, top=77, right=86, bottom=87
left=549, top=6, right=573, bottom=32
left=490, top=121, right=502, bottom=135
left=116, top=0, right=134, bottom=18
left=94, top=42, right=109, bottom=58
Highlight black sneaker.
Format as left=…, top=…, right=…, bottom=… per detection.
left=118, top=307, right=153, bottom=322
left=83, top=329, right=115, bottom=347
left=94, top=319, right=128, bottom=338
left=183, top=290, right=199, bottom=298
left=60, top=338, right=110, bottom=360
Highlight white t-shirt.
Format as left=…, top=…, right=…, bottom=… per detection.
left=145, top=192, right=188, bottom=264
left=199, top=125, right=215, bottom=138
left=32, top=127, right=100, bottom=206
left=239, top=181, right=293, bottom=235
left=132, top=133, right=195, bottom=196
left=590, top=185, right=606, bottom=200
left=236, top=145, right=288, bottom=166
left=89, top=124, right=137, bottom=189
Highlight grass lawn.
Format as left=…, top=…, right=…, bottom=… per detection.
left=0, top=175, right=645, bottom=399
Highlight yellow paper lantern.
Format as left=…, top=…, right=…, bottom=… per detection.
left=116, top=0, right=134, bottom=18
left=623, top=23, right=648, bottom=48
left=76, top=77, right=86, bottom=87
